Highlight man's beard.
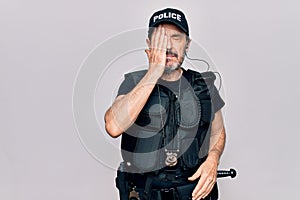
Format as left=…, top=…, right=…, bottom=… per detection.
left=164, top=49, right=184, bottom=75
left=164, top=63, right=181, bottom=74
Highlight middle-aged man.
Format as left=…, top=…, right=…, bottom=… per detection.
left=105, top=8, right=226, bottom=200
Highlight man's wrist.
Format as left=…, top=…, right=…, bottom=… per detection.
left=145, top=68, right=162, bottom=83
left=207, top=149, right=222, bottom=165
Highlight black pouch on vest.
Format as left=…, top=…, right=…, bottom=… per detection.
left=181, top=138, right=199, bottom=168
left=176, top=182, right=197, bottom=200
left=176, top=183, right=219, bottom=200
left=132, top=132, right=163, bottom=171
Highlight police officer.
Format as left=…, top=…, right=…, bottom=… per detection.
left=105, top=8, right=226, bottom=200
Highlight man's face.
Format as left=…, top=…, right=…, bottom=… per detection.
left=147, top=23, right=190, bottom=74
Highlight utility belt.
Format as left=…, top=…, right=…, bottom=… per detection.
left=136, top=183, right=198, bottom=200
left=115, top=162, right=218, bottom=200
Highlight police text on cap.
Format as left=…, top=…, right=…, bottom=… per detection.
left=153, top=12, right=182, bottom=23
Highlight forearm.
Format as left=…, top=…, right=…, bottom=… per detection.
left=206, top=110, right=226, bottom=164
left=207, top=127, right=226, bottom=165
left=105, top=70, right=160, bottom=138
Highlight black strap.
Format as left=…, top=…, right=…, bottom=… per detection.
left=142, top=175, right=155, bottom=200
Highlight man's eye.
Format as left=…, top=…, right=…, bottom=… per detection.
left=172, top=36, right=181, bottom=40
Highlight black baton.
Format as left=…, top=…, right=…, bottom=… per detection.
left=217, top=168, right=237, bottom=178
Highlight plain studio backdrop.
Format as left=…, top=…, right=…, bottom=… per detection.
left=1, top=0, right=299, bottom=199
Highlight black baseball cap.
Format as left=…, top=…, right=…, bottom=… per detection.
left=148, top=8, right=189, bottom=36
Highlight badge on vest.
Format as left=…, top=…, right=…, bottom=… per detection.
left=165, top=152, right=178, bottom=167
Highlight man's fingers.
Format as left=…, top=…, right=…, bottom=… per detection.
left=188, top=174, right=197, bottom=181
left=191, top=176, right=205, bottom=198
left=153, top=26, right=161, bottom=49
left=158, top=27, right=166, bottom=50
left=150, top=27, right=157, bottom=49
left=188, top=166, right=202, bottom=181
left=201, top=180, right=216, bottom=199
left=145, top=49, right=151, bottom=59
left=192, top=177, right=213, bottom=200
left=161, top=32, right=168, bottom=53
left=191, top=170, right=217, bottom=200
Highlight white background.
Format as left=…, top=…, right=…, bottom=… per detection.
left=1, top=0, right=300, bottom=199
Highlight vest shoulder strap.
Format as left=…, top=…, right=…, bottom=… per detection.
left=185, top=69, right=216, bottom=86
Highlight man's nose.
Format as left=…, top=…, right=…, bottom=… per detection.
left=166, top=36, right=172, bottom=50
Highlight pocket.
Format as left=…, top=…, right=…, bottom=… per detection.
left=176, top=88, right=201, bottom=128
left=180, top=138, right=199, bottom=168
left=176, top=182, right=197, bottom=200
left=132, top=131, right=163, bottom=171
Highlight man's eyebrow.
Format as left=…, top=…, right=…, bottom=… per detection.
left=171, top=33, right=183, bottom=37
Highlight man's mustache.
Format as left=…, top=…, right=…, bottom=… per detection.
left=166, top=49, right=178, bottom=57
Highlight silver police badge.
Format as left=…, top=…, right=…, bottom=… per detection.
left=165, top=152, right=178, bottom=166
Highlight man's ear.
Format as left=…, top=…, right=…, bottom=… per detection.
left=185, top=38, right=192, bottom=52
left=146, top=38, right=151, bottom=49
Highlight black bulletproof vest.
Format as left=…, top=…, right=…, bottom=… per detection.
left=121, top=69, right=217, bottom=173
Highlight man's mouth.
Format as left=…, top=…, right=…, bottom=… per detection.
left=166, top=51, right=178, bottom=58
